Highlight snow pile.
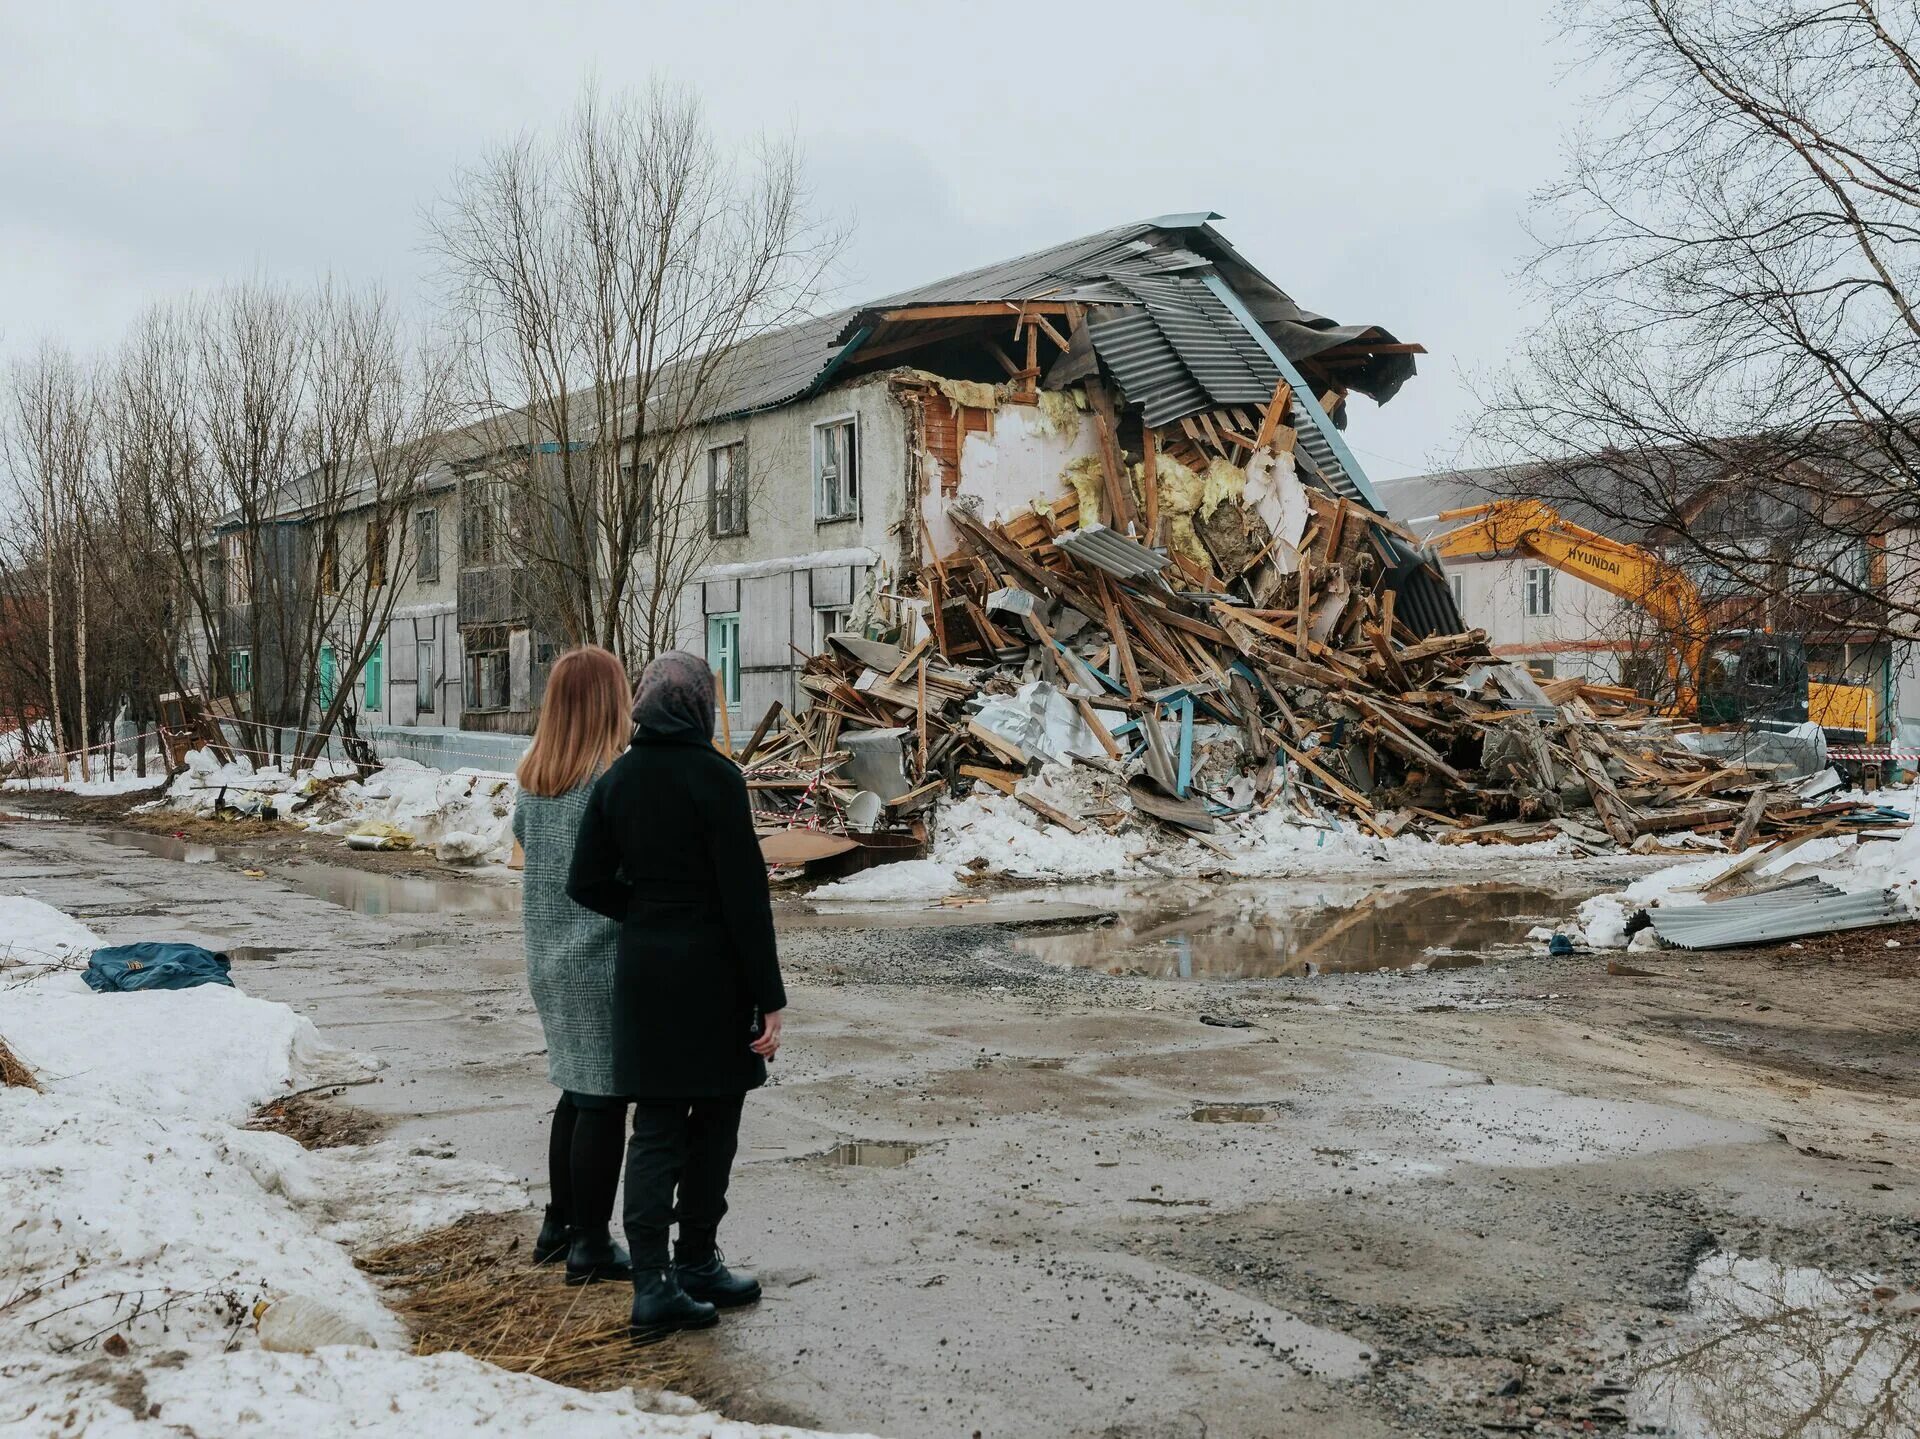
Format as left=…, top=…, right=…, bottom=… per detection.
left=928, top=776, right=1569, bottom=885
left=0, top=893, right=103, bottom=969
left=305, top=759, right=516, bottom=865
left=811, top=859, right=963, bottom=903
left=160, top=750, right=517, bottom=866
left=0, top=892, right=875, bottom=1439
left=3, top=758, right=167, bottom=797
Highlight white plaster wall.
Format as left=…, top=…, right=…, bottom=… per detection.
left=921, top=399, right=1100, bottom=557
left=1448, top=553, right=1635, bottom=682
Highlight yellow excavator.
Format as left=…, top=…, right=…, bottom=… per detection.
left=1429, top=499, right=1881, bottom=742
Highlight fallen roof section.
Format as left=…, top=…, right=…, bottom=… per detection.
left=1645, top=882, right=1906, bottom=949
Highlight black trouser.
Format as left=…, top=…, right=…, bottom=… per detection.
left=548, top=1092, right=630, bottom=1233
left=622, top=1094, right=746, bottom=1269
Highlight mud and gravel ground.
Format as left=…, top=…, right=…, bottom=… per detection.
left=4, top=795, right=1915, bottom=1438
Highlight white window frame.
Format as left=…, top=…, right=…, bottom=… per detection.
left=708, top=442, right=747, bottom=538
left=1448, top=571, right=1465, bottom=619
left=1524, top=564, right=1555, bottom=618
left=707, top=612, right=741, bottom=713
left=814, top=604, right=853, bottom=651
left=813, top=415, right=859, bottom=522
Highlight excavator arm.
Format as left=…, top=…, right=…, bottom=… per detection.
left=1430, top=500, right=1712, bottom=703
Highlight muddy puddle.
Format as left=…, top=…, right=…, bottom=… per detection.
left=93, top=826, right=520, bottom=918
left=1629, top=1253, right=1918, bottom=1437
left=276, top=862, right=520, bottom=918
left=820, top=1141, right=920, bottom=1168
left=1016, top=882, right=1565, bottom=980
left=106, top=829, right=218, bottom=863
left=1190, top=1103, right=1274, bottom=1123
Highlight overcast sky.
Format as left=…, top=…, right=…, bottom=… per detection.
left=1, top=1, right=1596, bottom=481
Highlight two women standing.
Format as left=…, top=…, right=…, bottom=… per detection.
left=514, top=646, right=786, bottom=1342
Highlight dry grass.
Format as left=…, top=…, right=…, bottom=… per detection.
left=244, top=1093, right=387, bottom=1148
left=357, top=1212, right=719, bottom=1400
left=0, top=1033, right=41, bottom=1091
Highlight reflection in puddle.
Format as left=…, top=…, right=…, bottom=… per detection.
left=1016, top=883, right=1561, bottom=979
left=106, top=829, right=217, bottom=863
left=222, top=945, right=285, bottom=963
left=1631, top=1253, right=1919, bottom=1438
left=1191, top=1104, right=1271, bottom=1123
left=279, top=862, right=521, bottom=917
left=821, top=1141, right=919, bottom=1168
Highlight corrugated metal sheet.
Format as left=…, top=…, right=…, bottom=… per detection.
left=1646, top=883, right=1903, bottom=949
left=1085, top=306, right=1208, bottom=428
left=1055, top=523, right=1168, bottom=580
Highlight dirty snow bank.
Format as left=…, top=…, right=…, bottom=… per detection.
left=927, top=780, right=1571, bottom=885
left=160, top=749, right=516, bottom=865
left=0, top=893, right=874, bottom=1439
left=1572, top=786, right=1920, bottom=948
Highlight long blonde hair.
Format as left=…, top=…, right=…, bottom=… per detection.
left=516, top=645, right=630, bottom=797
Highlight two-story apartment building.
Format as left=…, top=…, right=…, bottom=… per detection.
left=224, top=212, right=1431, bottom=750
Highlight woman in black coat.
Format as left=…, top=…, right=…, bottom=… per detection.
left=567, top=649, right=787, bottom=1342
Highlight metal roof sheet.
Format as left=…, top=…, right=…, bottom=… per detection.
left=1055, top=523, right=1170, bottom=581
left=1646, top=883, right=1903, bottom=949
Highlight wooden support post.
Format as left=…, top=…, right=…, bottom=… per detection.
left=1083, top=378, right=1140, bottom=536
left=1140, top=425, right=1159, bottom=547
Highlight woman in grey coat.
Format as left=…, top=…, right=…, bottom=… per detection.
left=511, top=644, right=634, bottom=1285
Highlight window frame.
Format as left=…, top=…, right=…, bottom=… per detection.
left=461, top=477, right=512, bottom=568
left=812, top=415, right=860, bottom=523
left=707, top=441, right=747, bottom=538
left=416, top=639, right=435, bottom=713
left=1524, top=564, right=1555, bottom=618
left=814, top=604, right=853, bottom=652
left=414, top=507, right=439, bottom=584
left=1447, top=570, right=1465, bottom=619
left=463, top=626, right=511, bottom=713
left=366, top=519, right=388, bottom=589
left=363, top=640, right=384, bottom=710
left=706, top=612, right=741, bottom=713
left=222, top=532, right=251, bottom=607
left=228, top=647, right=252, bottom=696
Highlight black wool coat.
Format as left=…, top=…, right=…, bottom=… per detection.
left=567, top=733, right=787, bottom=1099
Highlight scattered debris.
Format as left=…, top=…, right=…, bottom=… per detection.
left=734, top=415, right=1907, bottom=867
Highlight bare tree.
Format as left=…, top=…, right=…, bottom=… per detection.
left=1473, top=1, right=1920, bottom=683
left=428, top=80, right=844, bottom=667
left=1, top=343, right=96, bottom=762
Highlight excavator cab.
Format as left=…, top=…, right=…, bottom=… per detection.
left=1696, top=631, right=1810, bottom=727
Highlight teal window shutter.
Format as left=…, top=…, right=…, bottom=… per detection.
left=364, top=641, right=383, bottom=709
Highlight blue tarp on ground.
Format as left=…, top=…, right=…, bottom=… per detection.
left=83, top=943, right=234, bottom=992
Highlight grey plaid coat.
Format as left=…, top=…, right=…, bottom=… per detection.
left=514, top=780, right=622, bottom=1096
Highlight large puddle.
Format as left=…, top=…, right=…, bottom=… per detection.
left=1016, top=882, right=1565, bottom=980
left=1630, top=1253, right=1918, bottom=1438
left=94, top=827, right=520, bottom=918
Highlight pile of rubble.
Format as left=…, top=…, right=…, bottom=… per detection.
left=742, top=388, right=1902, bottom=873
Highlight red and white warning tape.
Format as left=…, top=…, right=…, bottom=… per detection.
left=1828, top=748, right=1920, bottom=761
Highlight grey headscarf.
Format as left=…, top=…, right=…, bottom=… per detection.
left=631, top=649, right=718, bottom=743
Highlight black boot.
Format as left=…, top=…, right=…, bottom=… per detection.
left=674, top=1247, right=762, bottom=1308
left=565, top=1228, right=634, bottom=1286
left=628, top=1268, right=719, bottom=1343
left=533, top=1204, right=570, bottom=1266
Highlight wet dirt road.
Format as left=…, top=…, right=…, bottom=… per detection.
left=5, top=810, right=1916, bottom=1438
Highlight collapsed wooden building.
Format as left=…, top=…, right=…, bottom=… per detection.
left=697, top=216, right=1899, bottom=866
